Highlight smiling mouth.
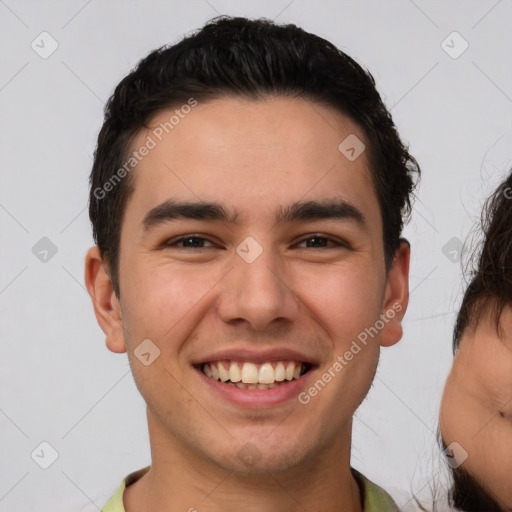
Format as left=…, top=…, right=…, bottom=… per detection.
left=200, top=361, right=312, bottom=390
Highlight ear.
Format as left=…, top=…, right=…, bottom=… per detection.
left=84, top=246, right=126, bottom=353
left=380, top=239, right=410, bottom=348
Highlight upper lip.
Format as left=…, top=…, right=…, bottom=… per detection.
left=191, top=348, right=319, bottom=366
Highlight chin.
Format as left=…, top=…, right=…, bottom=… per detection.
left=215, top=438, right=313, bottom=475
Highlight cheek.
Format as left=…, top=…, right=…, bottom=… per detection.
left=296, top=265, right=383, bottom=399
left=121, top=259, right=218, bottom=342
left=296, top=262, right=384, bottom=339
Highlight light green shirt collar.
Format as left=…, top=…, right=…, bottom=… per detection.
left=101, top=466, right=399, bottom=512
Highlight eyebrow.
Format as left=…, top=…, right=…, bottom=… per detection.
left=142, top=198, right=367, bottom=232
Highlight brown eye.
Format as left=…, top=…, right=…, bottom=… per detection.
left=295, top=235, right=348, bottom=249
left=164, top=235, right=216, bottom=248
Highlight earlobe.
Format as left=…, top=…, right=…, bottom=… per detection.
left=380, top=240, right=410, bottom=347
left=84, top=246, right=127, bottom=353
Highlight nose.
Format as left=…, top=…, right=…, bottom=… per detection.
left=216, top=244, right=301, bottom=332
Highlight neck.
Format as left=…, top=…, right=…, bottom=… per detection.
left=124, top=413, right=363, bottom=512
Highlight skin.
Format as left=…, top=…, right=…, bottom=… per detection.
left=85, top=96, right=410, bottom=512
left=440, top=304, right=512, bottom=510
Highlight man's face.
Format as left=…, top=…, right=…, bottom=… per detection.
left=440, top=305, right=512, bottom=508
left=98, top=96, right=407, bottom=473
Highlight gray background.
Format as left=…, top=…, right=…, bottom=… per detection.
left=1, top=1, right=511, bottom=510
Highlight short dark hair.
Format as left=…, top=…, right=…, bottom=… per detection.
left=89, top=16, right=420, bottom=297
left=453, top=171, right=512, bottom=351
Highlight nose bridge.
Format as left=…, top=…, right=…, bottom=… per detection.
left=217, top=240, right=299, bottom=330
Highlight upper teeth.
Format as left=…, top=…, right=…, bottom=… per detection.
left=203, top=361, right=304, bottom=384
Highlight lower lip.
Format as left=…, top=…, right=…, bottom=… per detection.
left=196, top=367, right=314, bottom=408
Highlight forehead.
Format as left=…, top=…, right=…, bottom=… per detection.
left=126, top=96, right=379, bottom=228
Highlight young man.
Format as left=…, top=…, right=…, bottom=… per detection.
left=85, top=16, right=419, bottom=512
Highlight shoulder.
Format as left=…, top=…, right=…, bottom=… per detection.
left=101, top=467, right=150, bottom=512
left=352, top=468, right=400, bottom=512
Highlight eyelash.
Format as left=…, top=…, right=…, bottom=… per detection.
left=164, top=234, right=348, bottom=249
